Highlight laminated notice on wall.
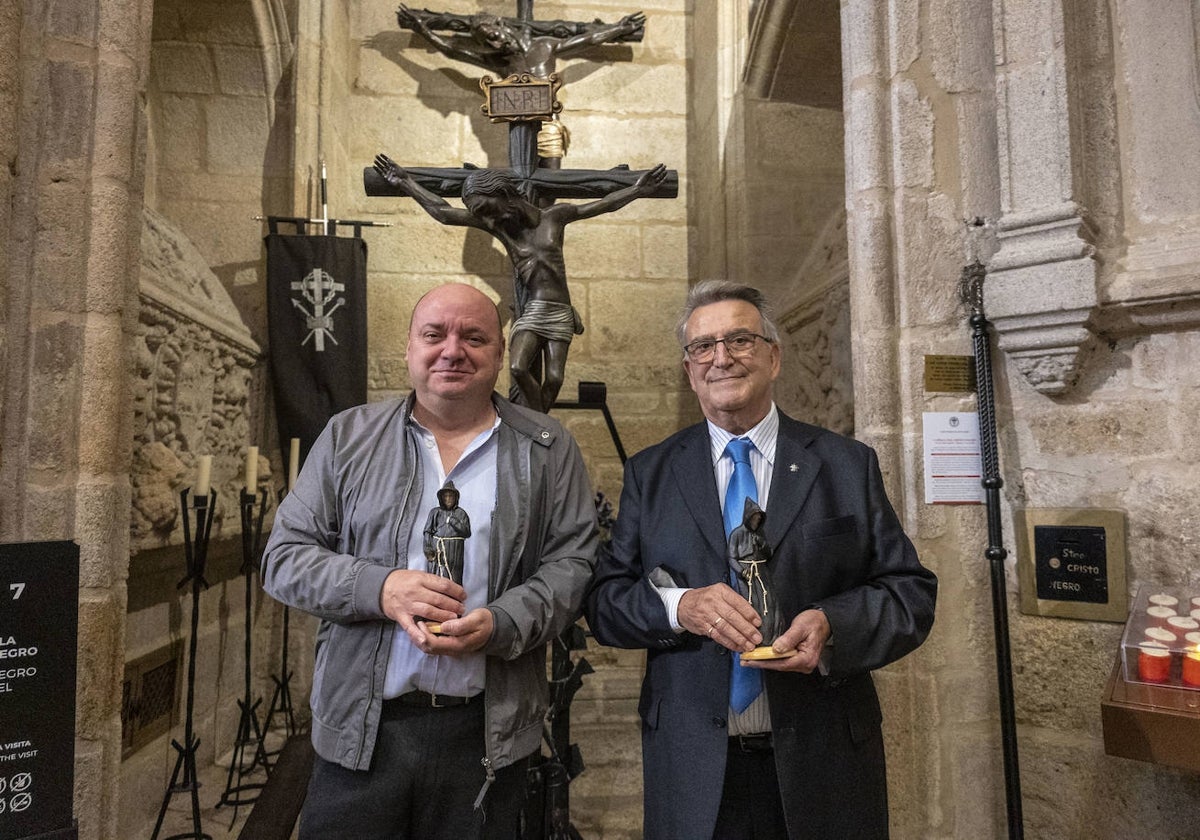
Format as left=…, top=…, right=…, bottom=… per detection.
left=923, top=412, right=985, bottom=504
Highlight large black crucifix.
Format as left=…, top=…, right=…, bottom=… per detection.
left=365, top=2, right=677, bottom=414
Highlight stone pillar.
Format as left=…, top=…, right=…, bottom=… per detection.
left=988, top=0, right=1100, bottom=394
left=0, top=3, right=151, bottom=839
left=842, top=0, right=1007, bottom=835
left=1108, top=0, right=1200, bottom=304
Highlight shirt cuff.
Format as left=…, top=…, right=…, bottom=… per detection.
left=653, top=585, right=689, bottom=633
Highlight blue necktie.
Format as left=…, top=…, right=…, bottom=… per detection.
left=723, top=437, right=763, bottom=712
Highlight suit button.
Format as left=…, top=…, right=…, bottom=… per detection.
left=712, top=717, right=727, bottom=729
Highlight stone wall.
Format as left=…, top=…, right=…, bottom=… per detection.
left=1, top=4, right=152, bottom=838
left=11, top=1, right=1200, bottom=838
left=840, top=0, right=1200, bottom=836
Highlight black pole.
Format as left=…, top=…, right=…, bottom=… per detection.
left=962, top=261, right=1024, bottom=839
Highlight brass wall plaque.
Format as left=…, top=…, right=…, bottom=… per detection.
left=480, top=73, right=562, bottom=122
left=923, top=354, right=977, bottom=393
left=1016, top=508, right=1128, bottom=622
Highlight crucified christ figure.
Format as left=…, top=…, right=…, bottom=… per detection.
left=374, top=153, right=667, bottom=412
left=397, top=5, right=646, bottom=78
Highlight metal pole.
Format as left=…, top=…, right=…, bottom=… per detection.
left=962, top=261, right=1024, bottom=839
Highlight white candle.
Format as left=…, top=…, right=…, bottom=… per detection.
left=245, top=446, right=259, bottom=492
left=288, top=438, right=300, bottom=492
left=1147, top=605, right=1178, bottom=627
left=1168, top=616, right=1200, bottom=634
left=195, top=455, right=212, bottom=498
left=1149, top=593, right=1179, bottom=608
left=1144, top=626, right=1178, bottom=645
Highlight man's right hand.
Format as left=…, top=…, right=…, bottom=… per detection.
left=380, top=568, right=466, bottom=637
left=678, top=583, right=761, bottom=653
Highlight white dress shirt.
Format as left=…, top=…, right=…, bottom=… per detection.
left=382, top=416, right=500, bottom=699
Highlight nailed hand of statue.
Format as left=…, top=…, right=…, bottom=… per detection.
left=374, top=153, right=406, bottom=187
left=620, top=11, right=647, bottom=32
left=635, top=163, right=668, bottom=193
left=396, top=4, right=422, bottom=29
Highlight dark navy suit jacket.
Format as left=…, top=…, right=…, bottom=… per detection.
left=586, top=412, right=937, bottom=840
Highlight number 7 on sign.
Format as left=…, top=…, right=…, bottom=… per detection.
left=9, top=582, right=23, bottom=599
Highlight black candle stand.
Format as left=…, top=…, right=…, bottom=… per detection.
left=151, top=488, right=216, bottom=840
left=263, top=487, right=299, bottom=744
left=217, top=487, right=272, bottom=818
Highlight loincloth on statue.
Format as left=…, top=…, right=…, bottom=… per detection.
left=511, top=299, right=584, bottom=342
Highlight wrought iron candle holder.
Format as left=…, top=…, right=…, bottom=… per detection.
left=263, top=486, right=299, bottom=742
left=151, top=487, right=217, bottom=840
left=217, top=487, right=273, bottom=817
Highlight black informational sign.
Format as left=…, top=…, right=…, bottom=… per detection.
left=1034, top=525, right=1108, bottom=604
left=0, top=541, right=78, bottom=840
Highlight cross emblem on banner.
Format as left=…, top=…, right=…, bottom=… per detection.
left=291, top=268, right=345, bottom=352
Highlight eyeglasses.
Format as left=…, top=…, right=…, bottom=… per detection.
left=682, top=332, right=773, bottom=363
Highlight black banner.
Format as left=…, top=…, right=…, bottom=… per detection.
left=0, top=541, right=79, bottom=840
left=266, top=234, right=368, bottom=468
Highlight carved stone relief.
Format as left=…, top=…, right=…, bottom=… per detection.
left=777, top=210, right=853, bottom=434
left=131, top=207, right=260, bottom=552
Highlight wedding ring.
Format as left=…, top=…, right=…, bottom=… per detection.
left=713, top=616, right=725, bottom=628
left=706, top=624, right=715, bottom=637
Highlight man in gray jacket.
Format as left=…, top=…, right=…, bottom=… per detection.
left=262, top=283, right=598, bottom=839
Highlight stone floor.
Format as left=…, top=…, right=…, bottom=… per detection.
left=145, top=638, right=645, bottom=840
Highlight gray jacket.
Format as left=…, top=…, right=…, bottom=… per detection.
left=261, top=393, right=598, bottom=775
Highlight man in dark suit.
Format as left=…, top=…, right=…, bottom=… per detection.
left=586, top=280, right=937, bottom=839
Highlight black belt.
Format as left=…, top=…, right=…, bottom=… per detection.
left=391, top=690, right=481, bottom=708
left=729, top=732, right=773, bottom=753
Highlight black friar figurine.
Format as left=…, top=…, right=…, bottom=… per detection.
left=727, top=498, right=784, bottom=646
left=424, top=480, right=471, bottom=586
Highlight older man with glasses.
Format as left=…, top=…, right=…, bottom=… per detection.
left=587, top=279, right=937, bottom=840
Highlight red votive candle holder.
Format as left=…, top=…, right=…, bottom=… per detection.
left=1189, top=608, right=1200, bottom=622
left=1150, top=593, right=1180, bottom=609
left=1190, top=596, right=1200, bottom=611
left=1187, top=632, right=1200, bottom=647
left=1138, top=642, right=1172, bottom=683
left=1184, top=651, right=1200, bottom=687
left=1147, top=605, right=1178, bottom=627
left=1144, top=627, right=1178, bottom=646
left=1168, top=616, right=1200, bottom=635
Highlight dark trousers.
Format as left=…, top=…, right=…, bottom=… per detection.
left=299, top=696, right=529, bottom=840
left=712, top=736, right=789, bottom=840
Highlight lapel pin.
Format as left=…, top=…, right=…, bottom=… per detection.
left=789, top=464, right=799, bottom=472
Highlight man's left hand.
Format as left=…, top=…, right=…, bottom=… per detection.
left=412, top=607, right=494, bottom=656
left=742, top=608, right=830, bottom=673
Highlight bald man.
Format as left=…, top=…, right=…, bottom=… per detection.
left=263, top=283, right=599, bottom=839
